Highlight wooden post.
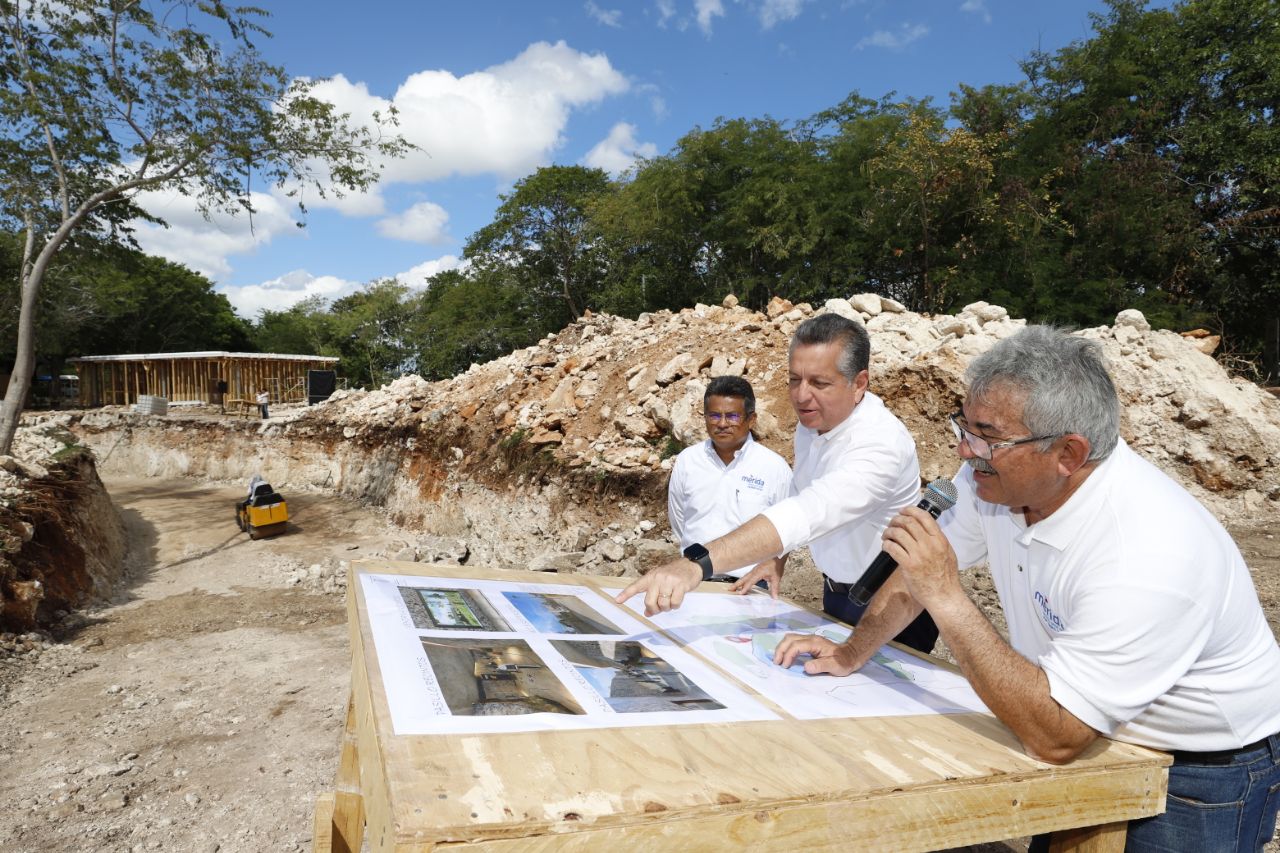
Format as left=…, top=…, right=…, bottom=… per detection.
left=1048, top=821, right=1128, bottom=852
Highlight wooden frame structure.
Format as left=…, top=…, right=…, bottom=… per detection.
left=69, top=351, right=339, bottom=407
left=316, top=560, right=1171, bottom=853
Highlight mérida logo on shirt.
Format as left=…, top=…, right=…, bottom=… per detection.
left=740, top=474, right=766, bottom=491
left=1034, top=590, right=1065, bottom=632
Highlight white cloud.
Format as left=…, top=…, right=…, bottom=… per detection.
left=583, top=123, right=659, bottom=177
left=394, top=255, right=465, bottom=289
left=220, top=256, right=466, bottom=318
left=855, top=22, right=929, bottom=51
left=119, top=42, right=632, bottom=287
left=959, top=0, right=991, bottom=24
left=695, top=0, right=725, bottom=34
left=585, top=1, right=622, bottom=27
left=376, top=201, right=452, bottom=244
left=219, top=270, right=362, bottom=319
left=302, top=41, right=629, bottom=193
left=128, top=187, right=299, bottom=281
left=655, top=0, right=676, bottom=27
left=760, top=0, right=806, bottom=29
left=636, top=82, right=668, bottom=120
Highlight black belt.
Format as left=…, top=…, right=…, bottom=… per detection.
left=823, top=575, right=853, bottom=595
left=1169, top=733, right=1276, bottom=766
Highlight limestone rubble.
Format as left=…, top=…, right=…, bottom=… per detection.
left=308, top=294, right=1280, bottom=520
left=8, top=294, right=1277, bottom=611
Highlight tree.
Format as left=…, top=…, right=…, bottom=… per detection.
left=252, top=296, right=338, bottom=358
left=1012, top=0, right=1280, bottom=367
left=593, top=116, right=823, bottom=312
left=74, top=247, right=253, bottom=353
left=0, top=0, right=410, bottom=452
left=464, top=166, right=612, bottom=327
left=329, top=280, right=413, bottom=388
left=407, top=266, right=545, bottom=380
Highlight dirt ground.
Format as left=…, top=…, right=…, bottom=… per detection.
left=0, top=475, right=1275, bottom=852
left=0, top=476, right=406, bottom=853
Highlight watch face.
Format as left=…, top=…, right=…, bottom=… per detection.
left=683, top=544, right=709, bottom=561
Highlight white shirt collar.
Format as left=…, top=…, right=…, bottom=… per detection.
left=702, top=432, right=755, bottom=468
left=1016, top=440, right=1126, bottom=551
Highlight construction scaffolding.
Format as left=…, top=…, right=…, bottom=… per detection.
left=69, top=351, right=340, bottom=408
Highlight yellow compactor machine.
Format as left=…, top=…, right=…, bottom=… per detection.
left=236, top=477, right=289, bottom=539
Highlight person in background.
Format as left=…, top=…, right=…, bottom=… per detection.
left=256, top=388, right=270, bottom=419
left=776, top=326, right=1280, bottom=852
left=667, top=376, right=792, bottom=589
left=620, top=312, right=939, bottom=655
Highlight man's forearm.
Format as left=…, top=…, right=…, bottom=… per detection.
left=838, top=572, right=924, bottom=669
left=706, top=515, right=785, bottom=575
left=929, top=592, right=1096, bottom=763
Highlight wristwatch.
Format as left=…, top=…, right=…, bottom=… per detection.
left=682, top=543, right=714, bottom=581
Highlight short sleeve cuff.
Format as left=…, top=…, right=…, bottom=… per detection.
left=761, top=499, right=808, bottom=555
left=1042, top=658, right=1119, bottom=737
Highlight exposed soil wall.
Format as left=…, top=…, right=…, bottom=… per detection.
left=44, top=298, right=1279, bottom=580
left=3, top=296, right=1264, bottom=624
left=58, top=413, right=664, bottom=576
left=0, top=449, right=127, bottom=632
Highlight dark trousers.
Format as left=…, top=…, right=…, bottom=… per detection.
left=258, top=403, right=269, bottom=419
left=822, top=577, right=940, bottom=655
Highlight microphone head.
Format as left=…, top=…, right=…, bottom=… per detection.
left=921, top=478, right=958, bottom=513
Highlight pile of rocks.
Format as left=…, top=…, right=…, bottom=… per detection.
left=307, top=294, right=1278, bottom=521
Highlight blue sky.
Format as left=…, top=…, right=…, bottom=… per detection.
left=128, top=1, right=1136, bottom=320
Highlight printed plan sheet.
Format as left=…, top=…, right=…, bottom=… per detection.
left=620, top=591, right=990, bottom=720
left=360, top=574, right=778, bottom=734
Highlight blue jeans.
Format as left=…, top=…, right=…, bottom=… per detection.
left=1030, top=733, right=1280, bottom=852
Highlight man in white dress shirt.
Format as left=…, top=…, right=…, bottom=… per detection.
left=667, top=376, right=793, bottom=586
left=619, top=313, right=939, bottom=654
left=776, top=326, right=1280, bottom=851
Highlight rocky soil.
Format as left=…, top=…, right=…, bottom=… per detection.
left=1, top=295, right=1277, bottom=851
left=0, top=476, right=406, bottom=853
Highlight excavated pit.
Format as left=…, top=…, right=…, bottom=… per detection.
left=0, top=297, right=1277, bottom=852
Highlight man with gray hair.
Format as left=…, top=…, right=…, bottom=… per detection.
left=777, top=326, right=1280, bottom=851
left=620, top=312, right=939, bottom=654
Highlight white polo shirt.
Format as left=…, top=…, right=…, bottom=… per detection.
left=941, top=440, right=1280, bottom=751
left=761, top=391, right=921, bottom=584
left=668, top=434, right=793, bottom=578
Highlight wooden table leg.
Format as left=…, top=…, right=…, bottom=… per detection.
left=312, top=694, right=365, bottom=853
left=1047, top=820, right=1128, bottom=852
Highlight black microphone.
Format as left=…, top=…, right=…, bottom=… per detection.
left=848, top=478, right=959, bottom=606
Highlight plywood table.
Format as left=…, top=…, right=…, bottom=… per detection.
left=314, top=560, right=1170, bottom=852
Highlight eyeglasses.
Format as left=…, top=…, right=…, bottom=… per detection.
left=949, top=413, right=1060, bottom=461
left=704, top=411, right=745, bottom=424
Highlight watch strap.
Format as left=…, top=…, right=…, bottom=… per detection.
left=682, top=544, right=714, bottom=581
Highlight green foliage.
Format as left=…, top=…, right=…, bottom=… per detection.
left=464, top=165, right=613, bottom=327
left=73, top=247, right=253, bottom=354
left=17, top=0, right=1269, bottom=390
left=329, top=279, right=414, bottom=389
left=654, top=433, right=685, bottom=461
left=240, top=0, right=1280, bottom=386
left=0, top=0, right=410, bottom=452
left=499, top=429, right=529, bottom=450
left=0, top=234, right=251, bottom=358
left=252, top=297, right=338, bottom=357
left=593, top=116, right=826, bottom=312
left=406, top=266, right=547, bottom=381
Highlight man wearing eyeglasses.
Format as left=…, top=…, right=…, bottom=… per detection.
left=619, top=313, right=938, bottom=655
left=667, top=376, right=793, bottom=584
left=776, top=326, right=1280, bottom=852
